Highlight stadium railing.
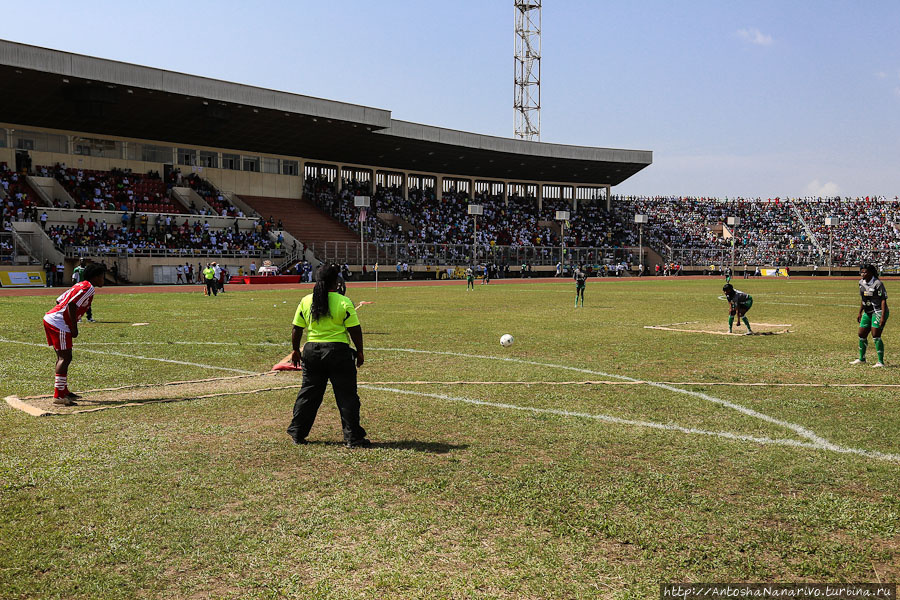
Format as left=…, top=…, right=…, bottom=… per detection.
left=667, top=247, right=900, bottom=267
left=62, top=247, right=285, bottom=259
left=306, top=240, right=631, bottom=266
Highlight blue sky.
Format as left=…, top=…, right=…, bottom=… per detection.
left=5, top=1, right=899, bottom=197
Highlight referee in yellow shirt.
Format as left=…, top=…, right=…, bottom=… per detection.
left=287, top=264, right=370, bottom=448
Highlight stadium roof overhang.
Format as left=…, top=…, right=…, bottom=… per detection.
left=0, top=39, right=651, bottom=185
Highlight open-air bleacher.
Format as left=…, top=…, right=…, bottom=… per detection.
left=45, top=217, right=277, bottom=258
left=40, top=164, right=184, bottom=214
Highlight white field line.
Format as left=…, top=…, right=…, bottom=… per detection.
left=359, top=385, right=899, bottom=461
left=0, top=338, right=257, bottom=375
left=3, top=337, right=897, bottom=461
left=365, top=347, right=889, bottom=459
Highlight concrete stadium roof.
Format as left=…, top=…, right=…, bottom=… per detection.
left=0, top=39, right=651, bottom=185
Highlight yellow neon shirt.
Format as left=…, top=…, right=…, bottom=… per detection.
left=203, top=267, right=215, bottom=280
left=292, top=292, right=360, bottom=344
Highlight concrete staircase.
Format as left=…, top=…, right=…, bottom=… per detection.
left=240, top=196, right=358, bottom=260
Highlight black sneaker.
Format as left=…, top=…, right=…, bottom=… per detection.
left=344, top=439, right=372, bottom=449
left=291, top=438, right=308, bottom=445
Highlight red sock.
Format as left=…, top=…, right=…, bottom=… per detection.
left=53, top=375, right=68, bottom=398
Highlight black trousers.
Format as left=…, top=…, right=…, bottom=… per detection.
left=287, top=342, right=366, bottom=444
left=205, top=279, right=217, bottom=296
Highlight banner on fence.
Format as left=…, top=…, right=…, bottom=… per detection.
left=0, top=271, right=45, bottom=287
left=760, top=268, right=789, bottom=277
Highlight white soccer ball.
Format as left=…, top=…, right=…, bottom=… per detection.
left=500, top=334, right=514, bottom=347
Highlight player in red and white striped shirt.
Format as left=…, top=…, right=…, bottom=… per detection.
left=43, top=263, right=106, bottom=405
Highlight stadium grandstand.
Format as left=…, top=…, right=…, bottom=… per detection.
left=1, top=39, right=896, bottom=284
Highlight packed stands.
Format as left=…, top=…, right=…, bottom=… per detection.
left=40, top=164, right=183, bottom=214
left=45, top=217, right=276, bottom=257
left=611, top=196, right=900, bottom=267
left=1, top=163, right=42, bottom=226
left=303, top=178, right=899, bottom=267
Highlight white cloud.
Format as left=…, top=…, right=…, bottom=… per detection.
left=737, top=28, right=773, bottom=46
left=804, top=179, right=841, bottom=197
left=875, top=71, right=887, bottom=79
left=895, top=87, right=900, bottom=98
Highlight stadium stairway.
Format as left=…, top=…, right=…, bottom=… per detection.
left=240, top=196, right=358, bottom=258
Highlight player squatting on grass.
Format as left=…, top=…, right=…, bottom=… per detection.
left=723, top=284, right=753, bottom=335
left=42, top=263, right=106, bottom=406
left=852, top=264, right=889, bottom=367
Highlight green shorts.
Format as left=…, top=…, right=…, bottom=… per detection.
left=861, top=310, right=888, bottom=329
left=732, top=298, right=752, bottom=313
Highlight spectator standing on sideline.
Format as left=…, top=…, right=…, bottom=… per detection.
left=175, top=264, right=184, bottom=284
left=203, top=262, right=217, bottom=296
left=287, top=264, right=370, bottom=448
left=71, top=259, right=96, bottom=322
left=219, top=264, right=228, bottom=293
left=250, top=261, right=257, bottom=276
left=212, top=262, right=223, bottom=293
left=56, top=262, right=64, bottom=287
left=44, top=260, right=53, bottom=287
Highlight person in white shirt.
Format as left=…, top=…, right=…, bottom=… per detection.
left=213, top=263, right=223, bottom=292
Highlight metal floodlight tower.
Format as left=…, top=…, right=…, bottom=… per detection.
left=354, top=195, right=370, bottom=268
left=634, top=214, right=648, bottom=273
left=825, top=217, right=839, bottom=276
left=727, top=216, right=741, bottom=273
left=468, top=204, right=484, bottom=262
left=556, top=210, right=570, bottom=265
left=514, top=1, right=541, bottom=141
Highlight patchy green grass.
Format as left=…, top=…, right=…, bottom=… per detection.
left=1, top=278, right=898, bottom=599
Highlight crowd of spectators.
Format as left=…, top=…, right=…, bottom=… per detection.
left=41, top=164, right=183, bottom=214
left=611, top=195, right=900, bottom=266
left=1, top=162, right=42, bottom=230
left=45, top=215, right=276, bottom=257
left=305, top=182, right=900, bottom=267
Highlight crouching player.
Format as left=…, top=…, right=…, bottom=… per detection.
left=723, top=284, right=753, bottom=335
left=853, top=264, right=888, bottom=367
left=43, top=263, right=106, bottom=405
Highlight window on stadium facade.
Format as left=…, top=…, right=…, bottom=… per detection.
left=177, top=148, right=197, bottom=166
left=198, top=151, right=218, bottom=168
left=261, top=157, right=280, bottom=174
left=242, top=156, right=260, bottom=172
left=222, top=153, right=239, bottom=170
left=11, top=130, right=67, bottom=153
left=282, top=160, right=299, bottom=176
left=128, top=143, right=173, bottom=164
left=73, top=137, right=121, bottom=158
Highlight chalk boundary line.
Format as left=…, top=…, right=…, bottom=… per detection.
left=1, top=338, right=898, bottom=462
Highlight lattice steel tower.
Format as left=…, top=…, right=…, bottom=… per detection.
left=514, top=1, right=541, bottom=141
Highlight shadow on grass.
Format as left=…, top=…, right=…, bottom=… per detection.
left=305, top=440, right=467, bottom=453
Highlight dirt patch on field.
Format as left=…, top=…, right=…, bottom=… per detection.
left=5, top=371, right=304, bottom=416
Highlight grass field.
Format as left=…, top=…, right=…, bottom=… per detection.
left=1, top=277, right=898, bottom=599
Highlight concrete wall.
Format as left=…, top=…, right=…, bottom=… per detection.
left=28, top=175, right=72, bottom=206
left=75, top=255, right=265, bottom=285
